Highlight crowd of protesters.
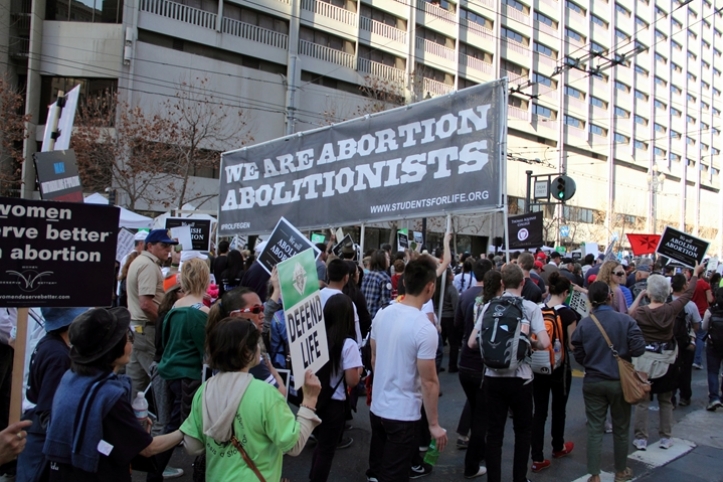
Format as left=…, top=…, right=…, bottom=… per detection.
left=2, top=228, right=723, bottom=482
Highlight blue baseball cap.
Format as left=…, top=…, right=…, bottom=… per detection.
left=145, top=229, right=179, bottom=245
left=41, top=307, right=88, bottom=333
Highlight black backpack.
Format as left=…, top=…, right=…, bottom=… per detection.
left=708, top=306, right=723, bottom=353
left=477, top=296, right=531, bottom=371
left=673, top=307, right=692, bottom=349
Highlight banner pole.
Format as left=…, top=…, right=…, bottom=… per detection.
left=360, top=223, right=365, bottom=259
left=9, top=308, right=28, bottom=423
left=503, top=209, right=511, bottom=265
left=436, top=214, right=451, bottom=326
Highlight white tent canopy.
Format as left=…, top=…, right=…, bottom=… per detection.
left=84, top=193, right=153, bottom=229
left=152, top=203, right=217, bottom=229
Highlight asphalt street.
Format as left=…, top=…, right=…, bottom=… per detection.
left=132, top=353, right=723, bottom=482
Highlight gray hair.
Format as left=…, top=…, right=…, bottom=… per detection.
left=646, top=274, right=671, bottom=303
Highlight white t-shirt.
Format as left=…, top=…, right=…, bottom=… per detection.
left=320, top=288, right=361, bottom=343
left=328, top=338, right=363, bottom=400
left=370, top=302, right=438, bottom=421
left=473, top=292, right=545, bottom=380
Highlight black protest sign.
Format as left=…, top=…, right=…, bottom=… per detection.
left=165, top=218, right=211, bottom=251
left=656, top=226, right=709, bottom=268
left=257, top=217, right=321, bottom=274
left=33, top=150, right=84, bottom=203
left=0, top=197, right=119, bottom=307
left=331, top=234, right=354, bottom=257
left=507, top=212, right=544, bottom=249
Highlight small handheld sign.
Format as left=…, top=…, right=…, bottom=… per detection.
left=258, top=217, right=321, bottom=275
left=277, top=248, right=329, bottom=389
left=656, top=227, right=709, bottom=268
left=165, top=218, right=211, bottom=252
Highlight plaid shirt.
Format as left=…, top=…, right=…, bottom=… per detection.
left=361, top=270, right=392, bottom=320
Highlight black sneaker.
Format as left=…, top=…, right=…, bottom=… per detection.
left=409, top=463, right=433, bottom=479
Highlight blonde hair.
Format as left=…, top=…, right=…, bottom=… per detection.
left=180, top=258, right=210, bottom=296
left=598, top=260, right=620, bottom=287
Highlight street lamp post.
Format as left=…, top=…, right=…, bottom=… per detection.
left=646, top=165, right=665, bottom=233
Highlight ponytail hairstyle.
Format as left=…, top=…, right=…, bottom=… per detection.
left=547, top=271, right=572, bottom=297
left=482, top=270, right=502, bottom=303
left=206, top=287, right=253, bottom=351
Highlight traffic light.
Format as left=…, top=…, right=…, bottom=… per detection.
left=551, top=175, right=576, bottom=202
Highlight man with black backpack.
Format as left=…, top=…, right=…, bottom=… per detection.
left=467, top=264, right=550, bottom=482
left=702, top=287, right=723, bottom=411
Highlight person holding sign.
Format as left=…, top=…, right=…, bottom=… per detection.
left=367, top=255, right=447, bottom=482
left=308, top=295, right=362, bottom=482
left=180, top=319, right=322, bottom=482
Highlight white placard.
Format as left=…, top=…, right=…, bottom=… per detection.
left=568, top=290, right=589, bottom=318
left=534, top=180, right=549, bottom=199
left=116, top=228, right=136, bottom=263
left=170, top=225, right=193, bottom=251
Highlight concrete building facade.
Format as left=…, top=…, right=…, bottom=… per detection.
left=5, top=0, right=723, bottom=252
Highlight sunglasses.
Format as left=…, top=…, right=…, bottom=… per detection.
left=230, top=304, right=264, bottom=316
left=614, top=271, right=626, bottom=276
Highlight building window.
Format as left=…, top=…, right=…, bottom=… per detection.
left=671, top=84, right=682, bottom=95
left=615, top=106, right=630, bottom=117
left=508, top=95, right=528, bottom=109
left=687, top=93, right=696, bottom=103
left=532, top=104, right=555, bottom=119
left=614, top=133, right=630, bottom=144
left=702, top=101, right=710, bottom=110
left=635, top=16, right=648, bottom=28
left=634, top=90, right=647, bottom=100
left=688, top=30, right=697, bottom=40
left=634, top=140, right=648, bottom=150
left=590, top=124, right=607, bottom=136
left=615, top=29, right=629, bottom=41
left=655, top=76, right=667, bottom=87
left=591, top=14, right=607, bottom=28
left=688, top=51, right=697, bottom=61
left=654, top=99, right=666, bottom=110
left=591, top=42, right=606, bottom=54
left=671, top=107, right=682, bottom=117
left=687, top=137, right=696, bottom=145
left=502, top=0, right=528, bottom=13
left=671, top=130, right=681, bottom=139
left=670, top=153, right=681, bottom=161
left=672, top=63, right=682, bottom=73
left=635, top=65, right=648, bottom=76
left=566, top=28, right=585, bottom=42
left=615, top=81, right=630, bottom=92
left=590, top=96, right=607, bottom=108
left=615, top=3, right=631, bottom=16
left=46, top=0, right=123, bottom=22
left=702, top=81, right=710, bottom=91
left=703, top=60, right=711, bottom=70
left=533, top=11, right=556, bottom=28
left=715, top=68, right=722, bottom=77
left=567, top=0, right=585, bottom=15
left=688, top=72, right=697, bottom=82
left=687, top=115, right=696, bottom=124
left=40, top=77, right=118, bottom=122
left=672, top=40, right=682, bottom=51
left=634, top=115, right=648, bottom=125
left=532, top=72, right=555, bottom=88
left=654, top=147, right=666, bottom=158
left=655, top=29, right=667, bottom=41
left=461, top=8, right=494, bottom=29
left=655, top=53, right=667, bottom=64
left=715, top=48, right=722, bottom=57
left=654, top=123, right=666, bottom=133
left=672, top=18, right=682, bottom=30
left=655, top=6, right=666, bottom=17
left=715, top=88, right=722, bottom=97
left=564, top=85, right=584, bottom=99
left=502, top=27, right=528, bottom=44
left=533, top=42, right=557, bottom=58
left=715, top=108, right=722, bottom=116
left=564, top=115, right=584, bottom=128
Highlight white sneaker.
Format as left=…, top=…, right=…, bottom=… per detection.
left=659, top=438, right=673, bottom=449
left=633, top=438, right=647, bottom=451
left=464, top=466, right=487, bottom=479
left=162, top=467, right=184, bottom=479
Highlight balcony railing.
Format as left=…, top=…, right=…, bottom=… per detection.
left=463, top=19, right=493, bottom=41
left=538, top=22, right=557, bottom=36
left=140, top=0, right=217, bottom=30
left=540, top=0, right=557, bottom=7
left=221, top=18, right=289, bottom=49
left=503, top=39, right=529, bottom=56
left=357, top=58, right=406, bottom=83
left=566, top=96, right=587, bottom=111
left=418, top=0, right=456, bottom=25
left=503, top=69, right=527, bottom=86
left=473, top=0, right=495, bottom=7
left=416, top=36, right=456, bottom=61
left=503, top=5, right=529, bottom=24
left=421, top=77, right=454, bottom=97
left=359, top=16, right=407, bottom=44
left=462, top=54, right=493, bottom=75
left=301, top=0, right=357, bottom=26
left=535, top=53, right=557, bottom=70
left=566, top=124, right=588, bottom=140
left=299, top=39, right=355, bottom=68
left=508, top=105, right=529, bottom=121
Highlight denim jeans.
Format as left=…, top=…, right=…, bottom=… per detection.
left=368, top=412, right=419, bottom=482
left=694, top=329, right=707, bottom=366
left=706, top=346, right=723, bottom=402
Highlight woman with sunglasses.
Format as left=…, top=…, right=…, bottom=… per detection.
left=597, top=261, right=629, bottom=314
left=207, top=287, right=287, bottom=397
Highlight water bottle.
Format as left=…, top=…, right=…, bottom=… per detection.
left=132, top=392, right=148, bottom=425
left=423, top=439, right=440, bottom=466
left=553, top=339, right=562, bottom=365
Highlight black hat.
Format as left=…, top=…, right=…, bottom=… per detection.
left=561, top=257, right=574, bottom=264
left=69, top=308, right=131, bottom=364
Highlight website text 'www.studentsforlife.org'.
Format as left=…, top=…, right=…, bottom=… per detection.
left=369, top=191, right=490, bottom=214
